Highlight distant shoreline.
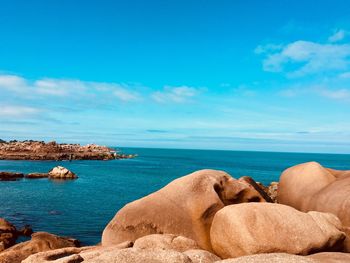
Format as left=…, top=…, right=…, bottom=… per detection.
left=0, top=140, right=135, bottom=161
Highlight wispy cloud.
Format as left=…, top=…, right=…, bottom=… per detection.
left=151, top=86, right=201, bottom=103
left=0, top=105, right=41, bottom=117
left=256, top=31, right=350, bottom=77
left=113, top=85, right=142, bottom=102
left=316, top=87, right=350, bottom=100
left=0, top=74, right=143, bottom=102
left=280, top=85, right=350, bottom=102
left=328, top=29, right=347, bottom=43
left=0, top=75, right=27, bottom=92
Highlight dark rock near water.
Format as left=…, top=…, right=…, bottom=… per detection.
left=0, top=218, right=33, bottom=253
left=0, top=172, right=24, bottom=181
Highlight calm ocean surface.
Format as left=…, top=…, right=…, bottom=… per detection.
left=1, top=147, right=350, bottom=245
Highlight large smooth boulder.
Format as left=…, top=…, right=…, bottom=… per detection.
left=0, top=232, right=79, bottom=263
left=278, top=162, right=350, bottom=228
left=102, top=169, right=268, bottom=250
left=48, top=166, right=77, bottom=179
left=210, top=203, right=345, bottom=259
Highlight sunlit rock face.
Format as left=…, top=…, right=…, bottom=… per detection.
left=278, top=162, right=350, bottom=228
left=210, top=203, right=345, bottom=259
left=102, top=169, right=267, bottom=251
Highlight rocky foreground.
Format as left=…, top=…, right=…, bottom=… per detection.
left=0, top=140, right=135, bottom=160
left=0, top=162, right=350, bottom=262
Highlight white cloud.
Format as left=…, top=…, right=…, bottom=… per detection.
left=328, top=29, right=347, bottom=43
left=315, top=87, right=350, bottom=100
left=34, top=79, right=74, bottom=96
left=280, top=85, right=350, bottom=102
left=257, top=40, right=350, bottom=77
left=151, top=86, right=200, bottom=103
left=0, top=105, right=41, bottom=117
left=113, top=85, right=141, bottom=102
left=0, top=74, right=142, bottom=102
left=0, top=75, right=27, bottom=92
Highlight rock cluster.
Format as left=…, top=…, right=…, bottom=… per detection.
left=102, top=169, right=268, bottom=251
left=0, top=166, right=77, bottom=181
left=0, top=140, right=133, bottom=160
left=1, top=165, right=350, bottom=262
left=0, top=232, right=79, bottom=263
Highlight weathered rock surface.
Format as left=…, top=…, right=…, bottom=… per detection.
left=210, top=203, right=345, bottom=259
left=185, top=249, right=221, bottom=263
left=308, top=252, right=350, bottom=262
left=22, top=247, right=221, bottom=263
left=278, top=162, right=350, bottom=228
left=84, top=248, right=193, bottom=263
left=0, top=219, right=16, bottom=252
left=256, top=181, right=279, bottom=203
left=0, top=218, right=32, bottom=252
left=48, top=166, right=77, bottom=179
left=238, top=176, right=273, bottom=202
left=0, top=140, right=131, bottom=160
left=102, top=169, right=268, bottom=251
left=25, top=173, right=49, bottom=179
left=0, top=172, right=24, bottom=181
left=23, top=247, right=193, bottom=263
left=217, top=253, right=316, bottom=263
left=133, top=234, right=200, bottom=252
left=217, top=252, right=350, bottom=262
left=266, top=181, right=278, bottom=203
left=0, top=232, right=79, bottom=263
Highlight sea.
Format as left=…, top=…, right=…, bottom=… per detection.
left=1, top=147, right=349, bottom=245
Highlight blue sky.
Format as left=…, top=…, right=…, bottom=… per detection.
left=1, top=0, right=350, bottom=153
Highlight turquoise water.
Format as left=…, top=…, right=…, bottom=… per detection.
left=1, top=147, right=350, bottom=245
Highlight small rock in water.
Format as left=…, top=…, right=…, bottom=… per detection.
left=48, top=166, right=77, bottom=179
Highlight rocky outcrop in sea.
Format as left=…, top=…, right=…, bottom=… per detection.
left=0, top=166, right=77, bottom=181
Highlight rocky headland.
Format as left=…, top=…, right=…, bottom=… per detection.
left=0, top=140, right=135, bottom=161
left=1, top=162, right=350, bottom=262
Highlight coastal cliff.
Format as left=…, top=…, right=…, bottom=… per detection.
left=0, top=140, right=133, bottom=161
